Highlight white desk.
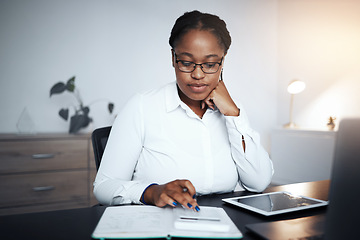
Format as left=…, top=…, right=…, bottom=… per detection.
left=271, top=128, right=336, bottom=185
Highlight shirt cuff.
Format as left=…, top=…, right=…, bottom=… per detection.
left=224, top=112, right=250, bottom=135
left=118, top=181, right=152, bottom=205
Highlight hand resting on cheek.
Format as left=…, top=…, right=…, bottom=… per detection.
left=201, top=80, right=240, bottom=117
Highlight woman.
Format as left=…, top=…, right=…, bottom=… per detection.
left=93, top=10, right=273, bottom=212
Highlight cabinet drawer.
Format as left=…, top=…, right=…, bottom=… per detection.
left=0, top=170, right=88, bottom=208
left=0, top=139, right=88, bottom=173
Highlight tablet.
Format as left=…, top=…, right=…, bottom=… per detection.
left=222, top=192, right=328, bottom=216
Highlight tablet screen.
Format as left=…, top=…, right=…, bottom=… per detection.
left=222, top=192, right=328, bottom=216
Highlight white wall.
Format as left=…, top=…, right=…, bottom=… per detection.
left=277, top=0, right=360, bottom=130
left=0, top=0, right=278, bottom=149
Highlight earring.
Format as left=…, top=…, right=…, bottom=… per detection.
left=220, top=69, right=224, bottom=81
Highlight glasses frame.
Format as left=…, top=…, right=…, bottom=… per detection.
left=173, top=52, right=224, bottom=74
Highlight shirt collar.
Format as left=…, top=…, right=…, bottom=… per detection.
left=165, top=81, right=219, bottom=114
left=165, top=81, right=182, bottom=112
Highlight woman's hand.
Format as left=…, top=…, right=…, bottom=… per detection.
left=202, top=80, right=239, bottom=117
left=141, top=179, right=200, bottom=211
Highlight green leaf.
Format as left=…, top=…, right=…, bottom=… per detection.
left=69, top=114, right=92, bottom=134
left=108, top=103, right=114, bottom=113
left=50, top=82, right=66, bottom=96
left=66, top=76, right=75, bottom=92
left=59, top=108, right=69, bottom=120
left=82, top=106, right=90, bottom=115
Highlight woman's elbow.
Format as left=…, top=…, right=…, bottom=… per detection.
left=243, top=168, right=274, bottom=192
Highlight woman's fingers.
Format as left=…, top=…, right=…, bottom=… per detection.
left=146, top=179, right=200, bottom=211
left=203, top=81, right=239, bottom=116
left=157, top=191, right=178, bottom=207
left=202, top=95, right=215, bottom=110
left=167, top=180, right=199, bottom=211
left=179, top=179, right=197, bottom=199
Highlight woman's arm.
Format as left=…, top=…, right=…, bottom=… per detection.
left=225, top=111, right=274, bottom=192
left=93, top=93, right=200, bottom=211
left=202, top=80, right=274, bottom=192
left=93, top=94, right=148, bottom=205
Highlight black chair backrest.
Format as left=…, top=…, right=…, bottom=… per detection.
left=91, top=126, right=112, bottom=171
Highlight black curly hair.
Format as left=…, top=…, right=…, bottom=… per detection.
left=169, top=10, right=232, bottom=54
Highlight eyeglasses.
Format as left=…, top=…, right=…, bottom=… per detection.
left=174, top=52, right=223, bottom=74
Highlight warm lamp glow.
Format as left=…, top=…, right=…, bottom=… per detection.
left=287, top=80, right=306, bottom=94
left=284, top=79, right=306, bottom=128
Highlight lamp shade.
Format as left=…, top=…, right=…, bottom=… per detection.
left=287, top=80, right=306, bottom=94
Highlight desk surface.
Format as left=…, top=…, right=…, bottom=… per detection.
left=0, top=180, right=329, bottom=240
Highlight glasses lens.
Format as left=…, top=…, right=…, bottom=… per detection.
left=175, top=57, right=222, bottom=74
left=177, top=61, right=194, bottom=72
left=202, top=63, right=220, bottom=73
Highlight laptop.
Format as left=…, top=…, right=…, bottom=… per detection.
left=245, top=118, right=360, bottom=240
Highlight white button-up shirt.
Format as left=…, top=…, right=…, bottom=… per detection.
left=94, top=82, right=273, bottom=205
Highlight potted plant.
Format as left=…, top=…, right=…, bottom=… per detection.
left=50, top=76, right=114, bottom=134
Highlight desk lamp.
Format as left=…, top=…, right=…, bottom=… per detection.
left=284, top=79, right=306, bottom=128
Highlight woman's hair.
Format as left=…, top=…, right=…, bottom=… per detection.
left=169, top=10, right=232, bottom=53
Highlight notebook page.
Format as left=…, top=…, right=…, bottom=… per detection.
left=92, top=205, right=172, bottom=239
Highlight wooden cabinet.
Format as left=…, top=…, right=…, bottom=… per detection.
left=0, top=134, right=98, bottom=216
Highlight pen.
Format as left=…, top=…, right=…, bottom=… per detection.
left=180, top=217, right=220, bottom=221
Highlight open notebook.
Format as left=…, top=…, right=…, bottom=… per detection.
left=92, top=205, right=242, bottom=239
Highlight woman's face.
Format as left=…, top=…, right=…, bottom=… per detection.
left=172, top=29, right=225, bottom=106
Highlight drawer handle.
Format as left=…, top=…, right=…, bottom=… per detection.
left=32, top=153, right=55, bottom=159
left=32, top=186, right=55, bottom=192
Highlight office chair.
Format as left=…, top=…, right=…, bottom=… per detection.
left=91, top=126, right=112, bottom=171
